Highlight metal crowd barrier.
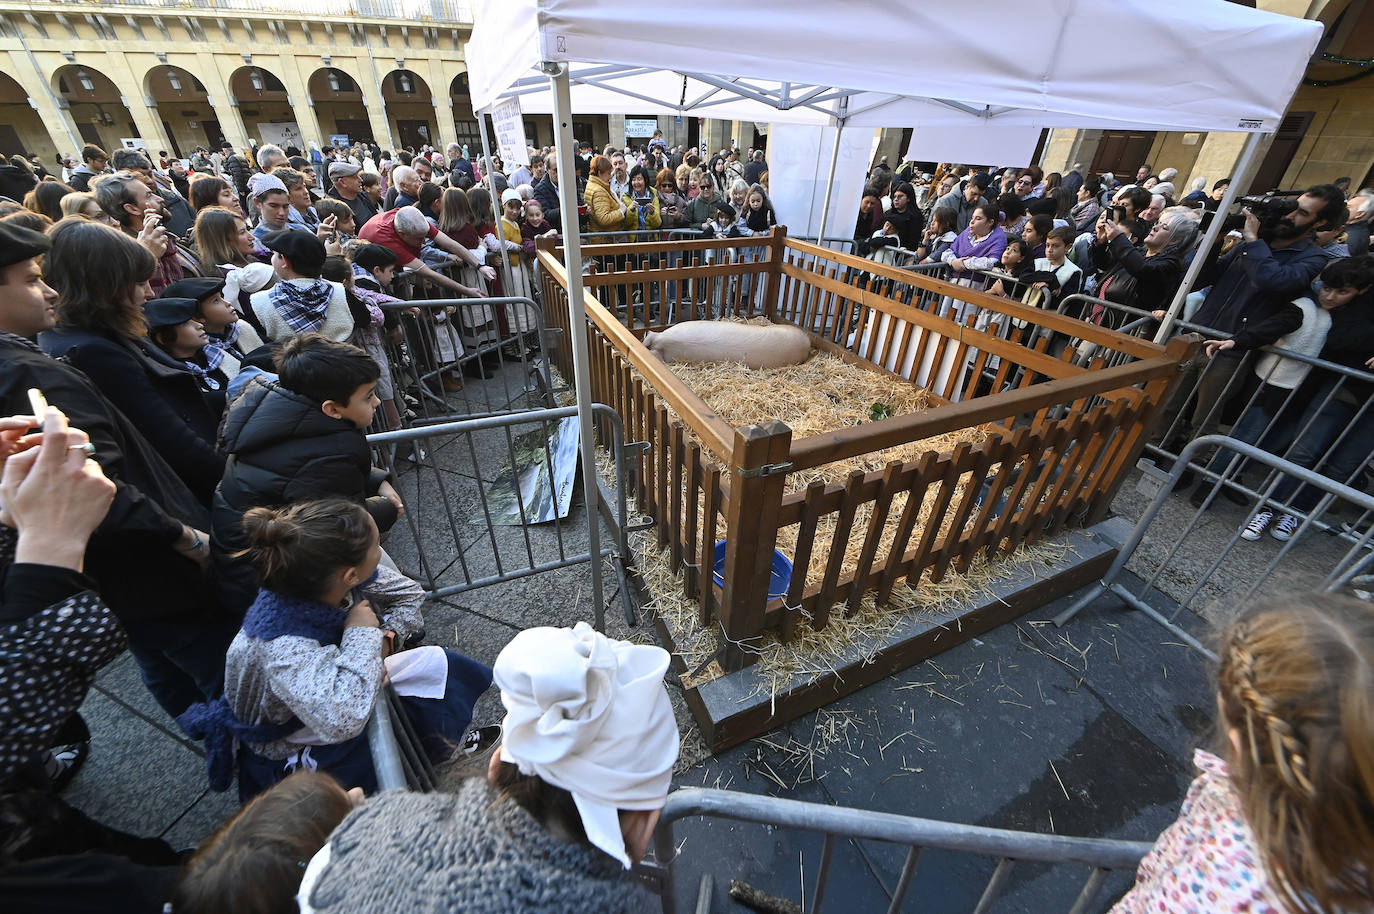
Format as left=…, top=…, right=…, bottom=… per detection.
left=1049, top=294, right=1374, bottom=546
left=641, top=788, right=1152, bottom=914
left=366, top=404, right=643, bottom=631
left=362, top=297, right=565, bottom=430
left=1055, top=434, right=1374, bottom=653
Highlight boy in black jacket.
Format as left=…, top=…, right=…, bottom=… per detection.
left=210, top=333, right=402, bottom=613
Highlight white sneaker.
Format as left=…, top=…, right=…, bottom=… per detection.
left=1242, top=510, right=1273, bottom=541
left=1270, top=513, right=1300, bottom=542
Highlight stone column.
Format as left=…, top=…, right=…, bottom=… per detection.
left=7, top=51, right=85, bottom=156
left=279, top=56, right=326, bottom=150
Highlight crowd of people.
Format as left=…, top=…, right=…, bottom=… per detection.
left=854, top=160, right=1374, bottom=546
left=0, top=131, right=1371, bottom=913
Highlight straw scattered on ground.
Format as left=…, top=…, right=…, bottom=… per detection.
left=631, top=525, right=1073, bottom=697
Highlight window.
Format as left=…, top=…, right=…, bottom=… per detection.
left=453, top=120, right=480, bottom=149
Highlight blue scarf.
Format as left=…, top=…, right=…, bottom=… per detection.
left=178, top=588, right=356, bottom=791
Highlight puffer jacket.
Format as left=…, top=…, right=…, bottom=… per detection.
left=583, top=175, right=624, bottom=235
left=210, top=376, right=389, bottom=613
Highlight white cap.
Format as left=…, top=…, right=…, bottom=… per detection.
left=494, top=622, right=679, bottom=869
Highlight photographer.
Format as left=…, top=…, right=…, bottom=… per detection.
left=1153, top=184, right=1345, bottom=459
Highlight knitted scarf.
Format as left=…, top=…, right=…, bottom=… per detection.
left=177, top=587, right=354, bottom=791
left=268, top=278, right=334, bottom=335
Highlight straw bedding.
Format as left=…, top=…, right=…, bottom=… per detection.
left=643, top=326, right=997, bottom=596
left=567, top=326, right=1041, bottom=693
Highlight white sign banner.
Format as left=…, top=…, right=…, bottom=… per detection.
left=769, top=123, right=871, bottom=240
left=490, top=97, right=530, bottom=168
left=903, top=125, right=1041, bottom=167
left=625, top=118, right=657, bottom=138
left=258, top=122, right=304, bottom=151
left=119, top=137, right=143, bottom=150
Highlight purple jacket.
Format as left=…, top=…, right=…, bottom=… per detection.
left=943, top=226, right=1008, bottom=281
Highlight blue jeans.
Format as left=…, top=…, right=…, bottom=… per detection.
left=1204, top=384, right=1302, bottom=481
left=1271, top=395, right=1374, bottom=514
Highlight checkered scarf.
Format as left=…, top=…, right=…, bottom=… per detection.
left=267, top=278, right=333, bottom=335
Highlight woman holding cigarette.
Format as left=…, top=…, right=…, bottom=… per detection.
left=0, top=220, right=233, bottom=720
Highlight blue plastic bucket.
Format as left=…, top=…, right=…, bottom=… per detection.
left=711, top=540, right=793, bottom=601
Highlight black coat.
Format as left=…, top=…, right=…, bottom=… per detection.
left=40, top=327, right=225, bottom=504
left=223, top=154, right=253, bottom=197
left=211, top=376, right=388, bottom=613
left=1082, top=235, right=1185, bottom=327
left=533, top=176, right=562, bottom=233
left=0, top=334, right=219, bottom=634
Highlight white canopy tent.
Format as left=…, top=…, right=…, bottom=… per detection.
left=464, top=0, right=1322, bottom=618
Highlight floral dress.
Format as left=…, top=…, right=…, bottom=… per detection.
left=1111, top=749, right=1294, bottom=914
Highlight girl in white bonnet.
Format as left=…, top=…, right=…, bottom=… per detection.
left=296, top=622, right=680, bottom=914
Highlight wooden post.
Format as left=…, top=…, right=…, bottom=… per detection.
left=719, top=421, right=792, bottom=670
left=761, top=226, right=788, bottom=322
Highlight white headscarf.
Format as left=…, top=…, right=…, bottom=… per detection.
left=494, top=622, right=679, bottom=869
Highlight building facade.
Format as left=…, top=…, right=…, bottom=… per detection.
left=0, top=0, right=586, bottom=162
left=0, top=0, right=761, bottom=166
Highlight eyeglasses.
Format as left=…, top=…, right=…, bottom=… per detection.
left=1015, top=178, right=1034, bottom=186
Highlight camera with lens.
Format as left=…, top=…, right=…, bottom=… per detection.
left=1237, top=192, right=1301, bottom=218
left=1215, top=191, right=1303, bottom=237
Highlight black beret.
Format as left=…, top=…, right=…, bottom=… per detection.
left=260, top=229, right=326, bottom=276
left=0, top=221, right=51, bottom=270
left=143, top=297, right=199, bottom=330
left=162, top=276, right=225, bottom=303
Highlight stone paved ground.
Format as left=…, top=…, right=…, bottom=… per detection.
left=63, top=360, right=1363, bottom=912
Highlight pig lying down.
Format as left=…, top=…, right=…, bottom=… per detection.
left=643, top=321, right=812, bottom=369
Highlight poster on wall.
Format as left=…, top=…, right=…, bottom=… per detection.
left=488, top=98, right=530, bottom=168
left=258, top=122, right=304, bottom=151
left=625, top=118, right=657, bottom=138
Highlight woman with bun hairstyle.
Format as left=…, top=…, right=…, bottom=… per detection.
left=178, top=497, right=496, bottom=801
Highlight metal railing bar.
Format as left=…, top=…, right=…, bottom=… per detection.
left=970, top=857, right=1015, bottom=914
left=422, top=549, right=617, bottom=601
left=657, top=789, right=1152, bottom=870
left=1065, top=867, right=1111, bottom=914
left=885, top=845, right=923, bottom=914
left=365, top=693, right=407, bottom=792
left=810, top=833, right=836, bottom=914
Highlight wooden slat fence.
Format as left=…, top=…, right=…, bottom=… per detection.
left=536, top=234, right=1195, bottom=671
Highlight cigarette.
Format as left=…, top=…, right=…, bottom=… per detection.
left=26, top=388, right=48, bottom=426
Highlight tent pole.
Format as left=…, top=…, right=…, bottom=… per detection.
left=1152, top=130, right=1266, bottom=343
left=815, top=98, right=848, bottom=246
left=544, top=61, right=606, bottom=630
left=476, top=109, right=518, bottom=303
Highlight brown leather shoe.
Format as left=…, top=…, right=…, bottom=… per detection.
left=442, top=374, right=464, bottom=392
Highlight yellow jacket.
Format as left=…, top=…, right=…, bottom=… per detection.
left=584, top=175, right=624, bottom=235
left=620, top=189, right=662, bottom=241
